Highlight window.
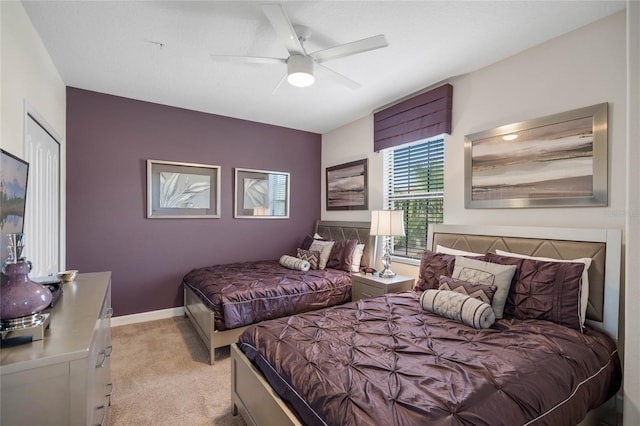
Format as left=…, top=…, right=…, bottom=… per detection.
left=383, top=137, right=444, bottom=259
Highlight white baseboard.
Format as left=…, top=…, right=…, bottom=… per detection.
left=111, top=307, right=185, bottom=327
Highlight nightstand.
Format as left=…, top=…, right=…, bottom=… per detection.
left=351, top=273, right=414, bottom=301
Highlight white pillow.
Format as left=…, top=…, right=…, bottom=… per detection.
left=309, top=240, right=335, bottom=270
left=495, top=249, right=592, bottom=327
left=436, top=245, right=482, bottom=257
left=351, top=244, right=365, bottom=273
left=452, top=256, right=517, bottom=319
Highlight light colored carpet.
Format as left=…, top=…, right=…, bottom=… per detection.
left=106, top=317, right=247, bottom=426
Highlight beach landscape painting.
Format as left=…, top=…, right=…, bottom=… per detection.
left=326, top=159, right=368, bottom=210
left=465, top=103, right=608, bottom=208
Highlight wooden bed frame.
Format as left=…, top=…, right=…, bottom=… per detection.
left=230, top=224, right=622, bottom=426
left=184, top=220, right=375, bottom=364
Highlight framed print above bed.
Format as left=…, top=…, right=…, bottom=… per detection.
left=146, top=159, right=221, bottom=219
left=234, top=168, right=290, bottom=219
left=326, top=159, right=368, bottom=210
left=464, top=103, right=608, bottom=209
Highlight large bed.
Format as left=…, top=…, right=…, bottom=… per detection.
left=183, top=220, right=375, bottom=364
left=230, top=224, right=623, bottom=425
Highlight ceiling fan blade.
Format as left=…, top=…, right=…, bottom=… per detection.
left=317, top=64, right=361, bottom=90
left=262, top=4, right=305, bottom=56
left=210, top=55, right=286, bottom=65
left=271, top=72, right=288, bottom=94
left=311, top=34, right=388, bottom=63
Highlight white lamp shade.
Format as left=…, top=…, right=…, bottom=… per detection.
left=287, top=55, right=315, bottom=87
left=370, top=210, right=405, bottom=237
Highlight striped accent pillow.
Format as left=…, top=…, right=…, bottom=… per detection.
left=438, top=276, right=497, bottom=305
left=297, top=248, right=320, bottom=270
left=420, top=289, right=496, bottom=329
left=279, top=255, right=310, bottom=272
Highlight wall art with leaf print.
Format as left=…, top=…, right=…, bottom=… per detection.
left=147, top=159, right=221, bottom=218
left=234, top=168, right=290, bottom=218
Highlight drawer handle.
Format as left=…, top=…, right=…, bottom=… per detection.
left=94, top=404, right=107, bottom=426
left=106, top=382, right=113, bottom=397
left=362, top=292, right=375, bottom=298
left=96, top=345, right=113, bottom=368
left=105, top=307, right=114, bottom=318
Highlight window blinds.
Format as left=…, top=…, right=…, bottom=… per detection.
left=383, top=139, right=444, bottom=259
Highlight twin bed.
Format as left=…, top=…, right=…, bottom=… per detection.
left=227, top=224, right=623, bottom=426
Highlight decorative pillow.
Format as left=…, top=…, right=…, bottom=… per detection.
left=495, top=249, right=591, bottom=328
left=438, top=276, right=497, bottom=305
left=326, top=239, right=358, bottom=272
left=452, top=256, right=517, bottom=319
left=483, top=253, right=525, bottom=317
left=351, top=244, right=365, bottom=273
left=487, top=253, right=584, bottom=331
left=309, top=239, right=335, bottom=270
left=415, top=250, right=456, bottom=291
left=436, top=245, right=483, bottom=257
left=420, top=289, right=496, bottom=329
left=279, top=255, right=310, bottom=272
left=300, top=235, right=315, bottom=251
left=297, top=248, right=320, bottom=270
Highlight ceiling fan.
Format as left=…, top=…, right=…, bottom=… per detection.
left=210, top=4, right=388, bottom=90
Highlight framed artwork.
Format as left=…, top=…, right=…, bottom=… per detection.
left=0, top=149, right=29, bottom=265
left=464, top=103, right=608, bottom=208
left=326, top=159, right=368, bottom=210
left=147, top=159, right=221, bottom=218
left=234, top=168, right=290, bottom=219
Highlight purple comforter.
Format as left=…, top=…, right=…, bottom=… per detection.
left=183, top=260, right=351, bottom=330
left=238, top=291, right=621, bottom=426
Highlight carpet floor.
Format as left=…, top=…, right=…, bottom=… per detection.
left=105, top=317, right=247, bottom=426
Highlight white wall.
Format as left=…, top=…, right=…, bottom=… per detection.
left=444, top=11, right=626, bottom=230
left=0, top=1, right=66, bottom=269
left=0, top=1, right=66, bottom=155
left=623, top=2, right=639, bottom=424
left=323, top=10, right=638, bottom=423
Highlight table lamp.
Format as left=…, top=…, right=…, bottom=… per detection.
left=369, top=210, right=405, bottom=278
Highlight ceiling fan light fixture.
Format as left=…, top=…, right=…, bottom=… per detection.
left=287, top=55, right=315, bottom=87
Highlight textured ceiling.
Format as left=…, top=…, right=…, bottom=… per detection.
left=22, top=1, right=625, bottom=134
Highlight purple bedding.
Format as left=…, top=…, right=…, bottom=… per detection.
left=183, top=260, right=351, bottom=330
left=238, top=291, right=621, bottom=426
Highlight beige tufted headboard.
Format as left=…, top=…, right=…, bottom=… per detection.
left=427, top=224, right=622, bottom=340
left=314, top=220, right=376, bottom=269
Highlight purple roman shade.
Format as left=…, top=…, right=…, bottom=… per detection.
left=373, top=83, right=453, bottom=152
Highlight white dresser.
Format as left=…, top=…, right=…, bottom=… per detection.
left=1, top=272, right=112, bottom=425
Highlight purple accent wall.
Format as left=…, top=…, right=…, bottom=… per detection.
left=66, top=88, right=321, bottom=316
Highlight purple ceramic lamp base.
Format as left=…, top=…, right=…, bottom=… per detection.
left=0, top=261, right=52, bottom=321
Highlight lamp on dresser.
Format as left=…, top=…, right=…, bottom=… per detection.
left=369, top=210, right=405, bottom=278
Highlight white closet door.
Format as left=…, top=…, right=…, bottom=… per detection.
left=24, top=113, right=60, bottom=277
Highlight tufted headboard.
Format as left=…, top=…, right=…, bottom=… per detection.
left=427, top=224, right=622, bottom=340
left=314, top=220, right=376, bottom=269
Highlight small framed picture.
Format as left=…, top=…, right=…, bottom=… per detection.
left=326, top=159, right=368, bottom=210
left=146, top=159, right=221, bottom=218
left=234, top=168, right=290, bottom=219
